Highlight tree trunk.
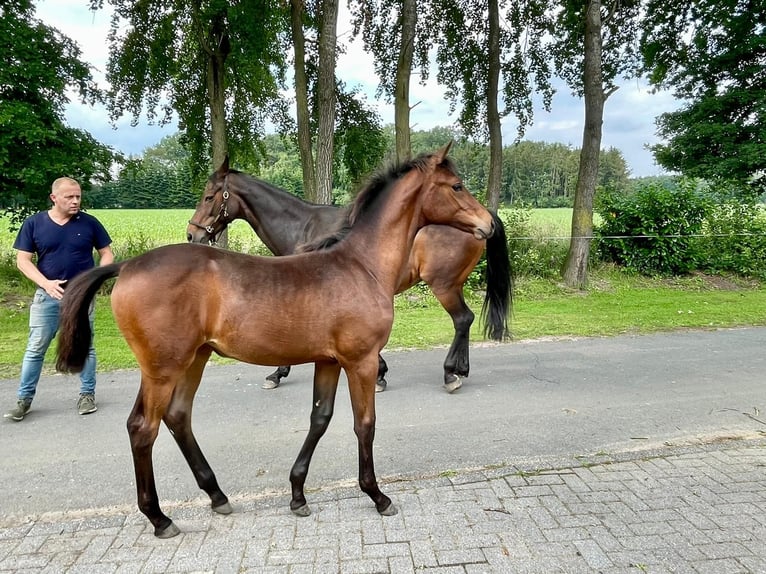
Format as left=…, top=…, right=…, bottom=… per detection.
left=290, top=0, right=317, bottom=201
left=206, top=11, right=230, bottom=246
left=315, top=0, right=338, bottom=205
left=486, top=0, right=502, bottom=211
left=562, top=0, right=604, bottom=289
left=394, top=0, right=416, bottom=164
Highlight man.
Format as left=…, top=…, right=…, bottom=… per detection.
left=4, top=177, right=113, bottom=421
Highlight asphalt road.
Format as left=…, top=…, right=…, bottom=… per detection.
left=2, top=327, right=765, bottom=522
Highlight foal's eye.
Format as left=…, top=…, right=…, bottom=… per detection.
left=452, top=183, right=464, bottom=192
left=204, top=195, right=214, bottom=203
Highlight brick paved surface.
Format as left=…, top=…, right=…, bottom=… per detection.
left=2, top=438, right=765, bottom=573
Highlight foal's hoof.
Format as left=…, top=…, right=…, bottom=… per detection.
left=212, top=501, right=233, bottom=515
left=291, top=503, right=311, bottom=517
left=155, top=521, right=181, bottom=539
left=375, top=378, right=387, bottom=393
left=443, top=375, right=462, bottom=394
left=378, top=501, right=398, bottom=516
left=262, top=378, right=281, bottom=389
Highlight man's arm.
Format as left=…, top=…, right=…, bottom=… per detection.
left=16, top=250, right=67, bottom=300
left=97, top=245, right=114, bottom=266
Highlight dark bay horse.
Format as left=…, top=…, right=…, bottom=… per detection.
left=186, top=163, right=512, bottom=393
left=56, top=144, right=495, bottom=538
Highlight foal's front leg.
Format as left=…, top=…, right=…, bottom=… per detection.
left=346, top=357, right=397, bottom=516
left=289, top=361, right=341, bottom=516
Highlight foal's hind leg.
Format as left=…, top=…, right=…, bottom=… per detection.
left=164, top=349, right=232, bottom=516
left=289, top=361, right=341, bottom=516
left=431, top=285, right=474, bottom=393
left=127, top=377, right=181, bottom=538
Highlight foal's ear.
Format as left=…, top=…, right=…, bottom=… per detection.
left=434, top=141, right=453, bottom=163
left=216, top=155, right=230, bottom=176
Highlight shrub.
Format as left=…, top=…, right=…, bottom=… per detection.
left=595, top=179, right=712, bottom=275
left=700, top=202, right=766, bottom=279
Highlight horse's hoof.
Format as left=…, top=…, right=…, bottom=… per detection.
left=155, top=522, right=181, bottom=538
left=212, top=501, right=233, bottom=515
left=378, top=502, right=398, bottom=516
left=443, top=375, right=462, bottom=393
left=262, top=379, right=280, bottom=389
left=291, top=503, right=311, bottom=517
left=375, top=378, right=387, bottom=393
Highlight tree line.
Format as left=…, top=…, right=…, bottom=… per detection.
left=88, top=129, right=632, bottom=210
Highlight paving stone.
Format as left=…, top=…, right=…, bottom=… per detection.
left=4, top=441, right=766, bottom=573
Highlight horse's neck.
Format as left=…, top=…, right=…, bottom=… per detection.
left=238, top=180, right=336, bottom=255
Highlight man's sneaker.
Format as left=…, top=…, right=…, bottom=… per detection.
left=77, top=394, right=97, bottom=415
left=4, top=399, right=32, bottom=421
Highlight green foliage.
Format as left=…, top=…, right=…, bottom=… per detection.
left=100, top=0, right=291, bottom=178
left=700, top=203, right=766, bottom=279
left=551, top=0, right=642, bottom=97
left=0, top=0, right=114, bottom=228
left=641, top=0, right=766, bottom=188
left=427, top=0, right=554, bottom=141
left=595, top=178, right=712, bottom=275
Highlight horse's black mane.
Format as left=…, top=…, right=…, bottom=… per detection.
left=298, top=152, right=456, bottom=253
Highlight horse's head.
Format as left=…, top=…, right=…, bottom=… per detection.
left=420, top=143, right=495, bottom=240
left=187, top=157, right=237, bottom=245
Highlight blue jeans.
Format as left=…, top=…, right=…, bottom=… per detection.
left=17, top=289, right=96, bottom=401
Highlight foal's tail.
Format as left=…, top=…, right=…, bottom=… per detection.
left=56, top=263, right=124, bottom=374
left=481, top=211, right=513, bottom=341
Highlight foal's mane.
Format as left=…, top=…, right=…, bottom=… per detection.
left=298, top=152, right=456, bottom=253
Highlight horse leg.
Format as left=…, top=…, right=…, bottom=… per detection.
left=289, top=361, right=341, bottom=516
left=127, top=377, right=180, bottom=538
left=345, top=357, right=396, bottom=516
left=163, top=348, right=232, bottom=516
left=375, top=354, right=388, bottom=392
left=431, top=285, right=474, bottom=393
left=263, top=365, right=291, bottom=389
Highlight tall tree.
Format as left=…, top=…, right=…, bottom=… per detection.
left=314, top=0, right=339, bottom=204
left=430, top=0, right=554, bottom=210
left=289, top=0, right=317, bottom=200
left=552, top=0, right=641, bottom=288
left=93, top=0, right=291, bottom=178
left=289, top=0, right=387, bottom=203
left=1, top=0, right=113, bottom=228
left=641, top=0, right=766, bottom=193
left=350, top=0, right=428, bottom=163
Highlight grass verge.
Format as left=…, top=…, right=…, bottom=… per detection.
left=2, top=266, right=763, bottom=380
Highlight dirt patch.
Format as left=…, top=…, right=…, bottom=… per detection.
left=694, top=272, right=743, bottom=291
left=0, top=293, right=28, bottom=311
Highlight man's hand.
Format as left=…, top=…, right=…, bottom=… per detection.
left=44, top=279, right=67, bottom=300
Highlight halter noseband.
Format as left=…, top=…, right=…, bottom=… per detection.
left=188, top=176, right=230, bottom=244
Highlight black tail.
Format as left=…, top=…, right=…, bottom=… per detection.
left=481, top=211, right=513, bottom=340
left=56, top=263, right=123, bottom=373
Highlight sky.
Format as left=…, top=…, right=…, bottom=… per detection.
left=36, top=0, right=681, bottom=178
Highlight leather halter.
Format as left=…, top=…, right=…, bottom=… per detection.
left=188, top=176, right=229, bottom=244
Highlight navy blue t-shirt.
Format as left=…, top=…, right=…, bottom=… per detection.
left=13, top=211, right=112, bottom=282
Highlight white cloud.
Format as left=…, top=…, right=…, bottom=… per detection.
left=35, top=0, right=681, bottom=176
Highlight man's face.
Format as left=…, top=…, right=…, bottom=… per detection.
left=51, top=183, right=82, bottom=216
